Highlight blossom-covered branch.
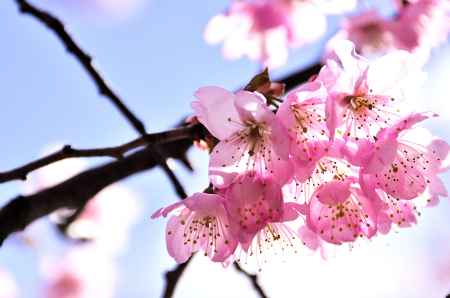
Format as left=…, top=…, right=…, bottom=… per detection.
left=153, top=40, right=450, bottom=273
left=4, top=3, right=325, bottom=298
left=0, top=123, right=203, bottom=184
left=0, top=19, right=319, bottom=249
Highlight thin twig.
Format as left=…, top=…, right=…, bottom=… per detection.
left=55, top=205, right=89, bottom=240
left=159, top=159, right=188, bottom=199
left=0, top=123, right=204, bottom=184
left=14, top=0, right=190, bottom=205
left=15, top=0, right=146, bottom=135
left=16, top=0, right=187, bottom=196
left=163, top=258, right=192, bottom=298
left=233, top=262, right=269, bottom=298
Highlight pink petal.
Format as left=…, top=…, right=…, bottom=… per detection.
left=151, top=201, right=184, bottom=219
left=163, top=193, right=238, bottom=263
left=428, top=138, right=450, bottom=170
left=192, top=86, right=242, bottom=140
left=225, top=174, right=283, bottom=238
left=363, top=136, right=398, bottom=173
left=377, top=212, right=392, bottom=234
left=282, top=202, right=306, bottom=222
left=314, top=180, right=351, bottom=205
left=308, top=180, right=376, bottom=244
left=209, top=121, right=293, bottom=188
left=386, top=112, right=431, bottom=138
left=204, top=14, right=231, bottom=44
left=367, top=50, right=414, bottom=97
left=298, top=225, right=321, bottom=251
left=166, top=214, right=193, bottom=263
left=325, top=93, right=340, bottom=140
left=208, top=140, right=244, bottom=188
left=268, top=115, right=291, bottom=163
left=233, top=90, right=268, bottom=123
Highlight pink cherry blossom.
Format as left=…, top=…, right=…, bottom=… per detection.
left=327, top=10, right=397, bottom=56
left=391, top=0, right=450, bottom=55
left=326, top=1, right=449, bottom=62
left=204, top=0, right=326, bottom=68
left=192, top=86, right=292, bottom=188
left=297, top=225, right=322, bottom=252
left=318, top=40, right=420, bottom=141
left=152, top=192, right=238, bottom=263
left=66, top=185, right=140, bottom=256
left=424, top=139, right=450, bottom=206
left=359, top=174, right=418, bottom=234
left=306, top=178, right=377, bottom=244
left=357, top=113, right=449, bottom=229
left=42, top=248, right=116, bottom=298
left=297, top=224, right=329, bottom=259
left=0, top=269, right=18, bottom=298
left=45, top=269, right=84, bottom=298
left=154, top=38, right=450, bottom=264
left=286, top=140, right=359, bottom=203
left=276, top=81, right=328, bottom=145
left=224, top=172, right=284, bottom=249
left=226, top=178, right=304, bottom=265
left=234, top=211, right=302, bottom=266
left=360, top=113, right=447, bottom=200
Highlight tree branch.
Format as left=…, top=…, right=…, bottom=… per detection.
left=233, top=262, right=269, bottom=298
left=159, top=159, right=188, bottom=199
left=14, top=0, right=191, bottom=199
left=279, top=62, right=322, bottom=92
left=0, top=143, right=181, bottom=245
left=15, top=0, right=147, bottom=135
left=0, top=123, right=204, bottom=184
left=14, top=0, right=192, bottom=207
left=163, top=258, right=192, bottom=298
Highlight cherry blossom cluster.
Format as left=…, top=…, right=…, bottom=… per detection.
left=328, top=0, right=450, bottom=63
left=153, top=40, right=449, bottom=266
left=205, top=0, right=450, bottom=68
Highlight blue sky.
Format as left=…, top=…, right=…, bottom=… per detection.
left=1, top=0, right=450, bottom=297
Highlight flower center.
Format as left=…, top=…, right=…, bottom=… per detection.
left=291, top=105, right=309, bottom=133
left=345, top=95, right=373, bottom=112
left=243, top=121, right=268, bottom=156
